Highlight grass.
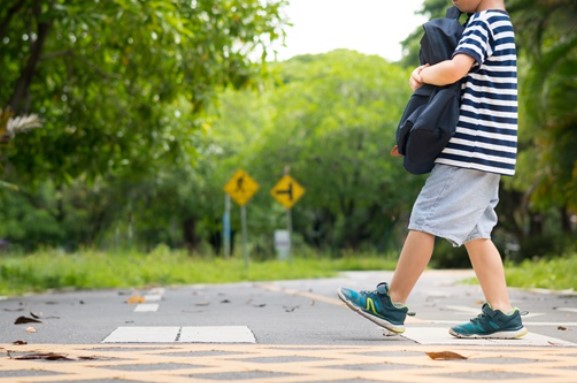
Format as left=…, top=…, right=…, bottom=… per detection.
left=0, top=246, right=575, bottom=297
left=505, top=255, right=577, bottom=291
left=0, top=246, right=398, bottom=296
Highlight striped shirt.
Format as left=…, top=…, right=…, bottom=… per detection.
left=435, top=10, right=518, bottom=176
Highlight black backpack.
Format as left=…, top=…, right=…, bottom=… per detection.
left=395, top=7, right=464, bottom=175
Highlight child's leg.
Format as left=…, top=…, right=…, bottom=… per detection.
left=388, top=230, right=435, bottom=304
left=465, top=238, right=512, bottom=312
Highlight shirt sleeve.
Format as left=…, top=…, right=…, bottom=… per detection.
left=452, top=15, right=492, bottom=67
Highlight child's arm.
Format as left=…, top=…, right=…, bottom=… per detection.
left=411, top=54, right=476, bottom=88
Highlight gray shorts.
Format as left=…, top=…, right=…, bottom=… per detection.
left=408, top=164, right=500, bottom=247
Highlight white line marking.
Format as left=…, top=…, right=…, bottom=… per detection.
left=401, top=327, right=577, bottom=346
left=103, top=327, right=180, bottom=343
left=102, top=326, right=256, bottom=343
left=143, top=294, right=163, bottom=302
left=444, top=305, right=480, bottom=314
left=179, top=326, right=256, bottom=343
left=558, top=308, right=577, bottom=314
left=134, top=304, right=159, bottom=312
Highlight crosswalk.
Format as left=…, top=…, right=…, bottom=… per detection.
left=101, top=285, right=577, bottom=346
left=103, top=325, right=256, bottom=343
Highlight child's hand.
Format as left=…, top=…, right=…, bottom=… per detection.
left=390, top=145, right=402, bottom=157
left=410, top=64, right=429, bottom=91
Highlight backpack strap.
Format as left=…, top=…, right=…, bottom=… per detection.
left=445, top=6, right=461, bottom=19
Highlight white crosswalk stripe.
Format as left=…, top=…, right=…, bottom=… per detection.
left=102, top=326, right=256, bottom=343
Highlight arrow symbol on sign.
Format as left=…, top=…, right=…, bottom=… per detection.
left=275, top=182, right=293, bottom=200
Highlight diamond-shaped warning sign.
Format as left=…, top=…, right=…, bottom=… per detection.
left=270, top=175, right=305, bottom=209
left=224, top=169, right=259, bottom=206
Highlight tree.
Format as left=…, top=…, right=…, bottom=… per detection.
left=231, top=50, right=423, bottom=252
left=0, top=0, right=287, bottom=184
left=0, top=0, right=288, bottom=250
left=499, top=0, right=577, bottom=258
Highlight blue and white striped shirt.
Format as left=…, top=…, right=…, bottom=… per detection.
left=435, top=10, right=518, bottom=176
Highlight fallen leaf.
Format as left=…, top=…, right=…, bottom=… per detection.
left=14, top=316, right=42, bottom=325
left=8, top=351, right=100, bottom=361
left=12, top=352, right=71, bottom=361
left=426, top=351, right=468, bottom=360
left=126, top=295, right=145, bottom=304
left=557, top=326, right=568, bottom=331
left=12, top=340, right=27, bottom=345
left=25, top=327, right=37, bottom=333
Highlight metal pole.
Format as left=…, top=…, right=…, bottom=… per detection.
left=223, top=194, right=231, bottom=258
left=241, top=204, right=249, bottom=268
left=286, top=207, right=292, bottom=261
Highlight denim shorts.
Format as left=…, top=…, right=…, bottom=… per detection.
left=408, top=164, right=501, bottom=247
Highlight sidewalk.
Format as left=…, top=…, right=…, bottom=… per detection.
left=1, top=270, right=576, bottom=382
left=3, top=342, right=577, bottom=383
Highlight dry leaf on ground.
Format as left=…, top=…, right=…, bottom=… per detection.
left=14, top=316, right=42, bottom=325
left=8, top=351, right=101, bottom=361
left=426, top=351, right=468, bottom=360
left=126, top=295, right=145, bottom=304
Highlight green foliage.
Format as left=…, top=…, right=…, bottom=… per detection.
left=2, top=0, right=577, bottom=260
left=506, top=254, right=577, bottom=291
left=0, top=0, right=289, bottom=252
left=237, top=51, right=423, bottom=252
left=1, top=247, right=574, bottom=297
left=1, top=0, right=288, bottom=185
left=428, top=239, right=470, bottom=269
left=508, top=0, right=577, bottom=219
left=0, top=246, right=397, bottom=296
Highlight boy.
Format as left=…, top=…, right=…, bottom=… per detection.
left=338, top=0, right=527, bottom=339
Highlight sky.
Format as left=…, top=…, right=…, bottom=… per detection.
left=275, top=0, right=427, bottom=62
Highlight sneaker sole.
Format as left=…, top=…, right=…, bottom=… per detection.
left=449, top=326, right=528, bottom=339
left=336, top=288, right=405, bottom=335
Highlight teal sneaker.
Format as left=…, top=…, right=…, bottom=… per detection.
left=449, top=303, right=528, bottom=339
left=337, top=283, right=411, bottom=334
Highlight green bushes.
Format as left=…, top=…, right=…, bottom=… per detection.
left=1, top=247, right=575, bottom=297
left=0, top=247, right=397, bottom=296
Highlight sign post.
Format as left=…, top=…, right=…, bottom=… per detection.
left=222, top=194, right=231, bottom=258
left=224, top=169, right=259, bottom=267
left=270, top=174, right=305, bottom=260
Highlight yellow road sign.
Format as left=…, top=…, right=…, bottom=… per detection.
left=271, top=175, right=305, bottom=209
left=224, top=169, right=259, bottom=206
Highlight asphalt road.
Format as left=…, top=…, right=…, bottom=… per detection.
left=1, top=270, right=576, bottom=346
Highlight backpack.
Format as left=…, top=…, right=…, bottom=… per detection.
left=395, top=7, right=464, bottom=175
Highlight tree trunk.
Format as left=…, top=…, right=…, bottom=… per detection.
left=7, top=0, right=51, bottom=114
left=182, top=217, right=199, bottom=253
left=0, top=0, right=27, bottom=41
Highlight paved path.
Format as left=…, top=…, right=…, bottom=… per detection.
left=1, top=270, right=576, bottom=382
